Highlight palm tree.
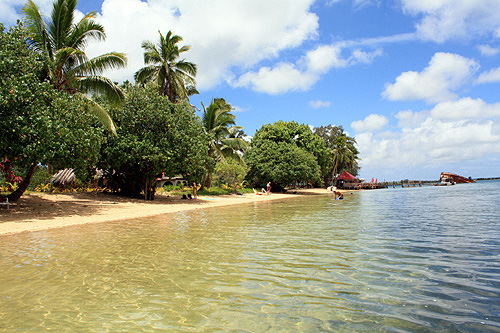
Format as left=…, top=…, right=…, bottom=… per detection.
left=332, top=133, right=359, bottom=186
left=201, top=98, right=248, bottom=189
left=22, top=0, right=128, bottom=134
left=134, top=31, right=197, bottom=103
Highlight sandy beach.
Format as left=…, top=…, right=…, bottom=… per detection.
left=0, top=188, right=336, bottom=236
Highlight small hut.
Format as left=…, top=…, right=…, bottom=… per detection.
left=336, top=171, right=360, bottom=189
left=51, top=168, right=76, bottom=187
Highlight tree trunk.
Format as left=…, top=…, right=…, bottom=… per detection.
left=6, top=163, right=38, bottom=202
left=203, top=171, right=212, bottom=190
left=332, top=160, right=338, bottom=188
left=200, top=159, right=212, bottom=191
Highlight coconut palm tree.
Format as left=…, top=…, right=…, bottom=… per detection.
left=200, top=98, right=248, bottom=189
left=22, top=0, right=127, bottom=135
left=134, top=30, right=197, bottom=103
left=332, top=133, right=359, bottom=185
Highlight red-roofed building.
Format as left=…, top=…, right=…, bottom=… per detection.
left=336, top=171, right=360, bottom=189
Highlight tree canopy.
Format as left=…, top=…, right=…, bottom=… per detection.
left=0, top=23, right=104, bottom=201
left=135, top=30, right=197, bottom=103
left=22, top=0, right=128, bottom=134
left=200, top=98, right=248, bottom=189
left=97, top=85, right=208, bottom=200
left=313, top=125, right=360, bottom=181
left=245, top=121, right=324, bottom=188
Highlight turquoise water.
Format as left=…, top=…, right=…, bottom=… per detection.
left=0, top=181, right=499, bottom=331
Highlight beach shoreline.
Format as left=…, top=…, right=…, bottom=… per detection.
left=0, top=188, right=341, bottom=236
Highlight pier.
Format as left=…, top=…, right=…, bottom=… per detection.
left=357, top=180, right=434, bottom=189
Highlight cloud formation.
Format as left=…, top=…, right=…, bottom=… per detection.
left=353, top=99, right=500, bottom=176
left=309, top=100, right=331, bottom=108
left=478, top=45, right=499, bottom=57
left=476, top=67, right=500, bottom=84
left=351, top=114, right=388, bottom=132
left=382, top=52, right=479, bottom=104
left=83, top=0, right=320, bottom=89
left=401, top=0, right=500, bottom=42
left=235, top=63, right=318, bottom=94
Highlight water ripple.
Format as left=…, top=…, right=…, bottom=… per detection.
left=0, top=182, right=499, bottom=331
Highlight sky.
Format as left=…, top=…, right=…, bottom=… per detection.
left=2, top=0, right=500, bottom=181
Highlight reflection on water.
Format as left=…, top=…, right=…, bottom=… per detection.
left=0, top=181, right=499, bottom=331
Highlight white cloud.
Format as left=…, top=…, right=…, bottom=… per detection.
left=232, top=105, right=248, bottom=113
left=351, top=114, right=389, bottom=132
left=478, top=45, right=499, bottom=56
left=304, top=45, right=347, bottom=73
left=0, top=0, right=24, bottom=25
left=382, top=52, right=479, bottom=104
left=309, top=100, right=331, bottom=108
left=235, top=63, right=318, bottom=94
left=395, top=109, right=430, bottom=128
left=236, top=43, right=383, bottom=94
left=401, top=0, right=500, bottom=42
left=351, top=48, right=383, bottom=64
left=430, top=97, right=500, bottom=120
left=477, top=67, right=500, bottom=84
left=354, top=99, right=500, bottom=173
left=81, top=0, right=320, bottom=89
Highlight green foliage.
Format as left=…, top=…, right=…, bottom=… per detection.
left=27, top=165, right=50, bottom=191
left=200, top=98, right=248, bottom=188
left=313, top=125, right=360, bottom=180
left=135, top=30, right=197, bottom=103
left=98, top=85, right=208, bottom=200
left=0, top=23, right=105, bottom=200
left=245, top=121, right=324, bottom=187
left=214, top=159, right=248, bottom=191
left=22, top=0, right=128, bottom=134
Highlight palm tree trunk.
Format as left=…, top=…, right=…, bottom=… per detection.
left=332, top=159, right=338, bottom=188
left=7, top=163, right=38, bottom=202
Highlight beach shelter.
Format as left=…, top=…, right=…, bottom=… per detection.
left=336, top=171, right=359, bottom=189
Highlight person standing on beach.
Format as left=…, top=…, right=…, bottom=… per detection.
left=266, top=182, right=271, bottom=195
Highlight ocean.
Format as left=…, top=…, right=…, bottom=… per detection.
left=0, top=181, right=498, bottom=331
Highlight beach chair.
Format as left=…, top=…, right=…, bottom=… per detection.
left=253, top=188, right=263, bottom=195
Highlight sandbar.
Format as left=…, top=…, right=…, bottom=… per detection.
left=0, top=188, right=338, bottom=235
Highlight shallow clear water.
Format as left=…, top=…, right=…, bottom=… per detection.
left=0, top=181, right=499, bottom=331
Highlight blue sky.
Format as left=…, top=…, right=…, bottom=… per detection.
left=2, top=0, right=499, bottom=181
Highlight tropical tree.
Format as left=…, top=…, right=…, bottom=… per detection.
left=200, top=98, right=248, bottom=189
left=134, top=30, right=197, bottom=103
left=331, top=133, right=359, bottom=183
left=245, top=121, right=325, bottom=189
left=0, top=23, right=104, bottom=202
left=97, top=85, right=208, bottom=200
left=22, top=0, right=128, bottom=134
left=314, top=125, right=360, bottom=184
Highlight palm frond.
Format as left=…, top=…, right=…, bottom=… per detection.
left=49, top=0, right=76, bottom=50
left=134, top=65, right=157, bottom=84
left=67, top=14, right=105, bottom=49
left=221, top=137, right=248, bottom=151
left=74, top=52, right=127, bottom=77
left=22, top=0, right=51, bottom=55
left=76, top=76, right=125, bottom=105
left=175, top=60, right=197, bottom=78
left=76, top=94, right=117, bottom=136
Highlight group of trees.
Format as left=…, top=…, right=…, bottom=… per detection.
left=245, top=122, right=359, bottom=190
left=1, top=0, right=359, bottom=202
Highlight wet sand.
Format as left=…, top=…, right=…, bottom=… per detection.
left=0, top=188, right=339, bottom=235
